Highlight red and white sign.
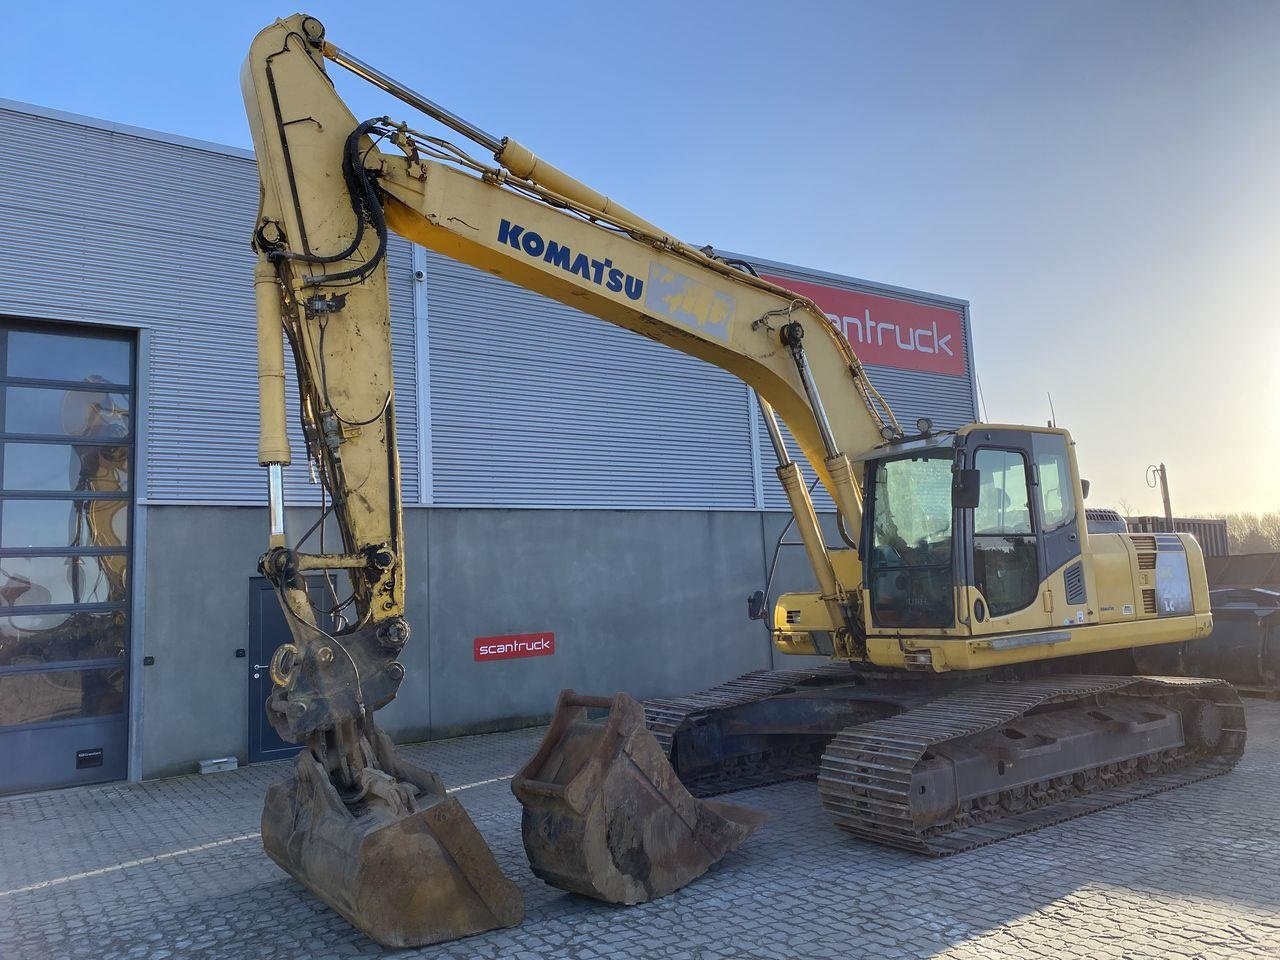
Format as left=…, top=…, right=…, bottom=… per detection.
left=761, top=274, right=967, bottom=377
left=473, top=631, right=556, bottom=662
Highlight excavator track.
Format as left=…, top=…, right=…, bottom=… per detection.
left=642, top=665, right=855, bottom=795
left=643, top=664, right=858, bottom=754
left=643, top=664, right=915, bottom=797
left=818, top=675, right=1247, bottom=855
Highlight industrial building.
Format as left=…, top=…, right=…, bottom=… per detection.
left=0, top=98, right=977, bottom=794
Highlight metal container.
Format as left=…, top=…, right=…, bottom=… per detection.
left=1126, top=515, right=1230, bottom=557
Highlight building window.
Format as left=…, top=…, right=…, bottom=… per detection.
left=0, top=319, right=134, bottom=746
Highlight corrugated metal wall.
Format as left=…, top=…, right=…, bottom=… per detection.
left=0, top=101, right=976, bottom=512
left=423, top=252, right=758, bottom=508
left=0, top=102, right=419, bottom=505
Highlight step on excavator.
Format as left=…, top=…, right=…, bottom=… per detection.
left=241, top=14, right=1246, bottom=948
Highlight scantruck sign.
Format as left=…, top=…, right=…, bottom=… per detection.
left=473, top=631, right=556, bottom=662
left=762, top=274, right=967, bottom=377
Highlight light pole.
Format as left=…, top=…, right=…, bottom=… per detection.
left=1146, top=463, right=1174, bottom=528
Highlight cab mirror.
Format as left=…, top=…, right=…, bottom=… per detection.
left=952, top=468, right=981, bottom=509
left=747, top=590, right=767, bottom=621
left=1081, top=478, right=1091, bottom=500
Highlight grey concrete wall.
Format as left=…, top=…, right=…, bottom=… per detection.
left=138, top=506, right=827, bottom=778
left=140, top=506, right=264, bottom=778
left=390, top=509, right=775, bottom=741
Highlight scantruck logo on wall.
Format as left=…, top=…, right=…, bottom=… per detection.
left=473, top=631, right=556, bottom=662
left=761, top=274, right=967, bottom=377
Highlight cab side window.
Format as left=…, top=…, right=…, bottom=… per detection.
left=1032, top=433, right=1075, bottom=532
left=973, top=448, right=1038, bottom=616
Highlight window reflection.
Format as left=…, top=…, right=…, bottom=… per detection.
left=3, top=442, right=129, bottom=492
left=974, top=449, right=1032, bottom=535
left=0, top=555, right=126, bottom=607
left=2, top=499, right=128, bottom=548
left=5, top=385, right=131, bottom=439
left=868, top=454, right=955, bottom=628
left=974, top=449, right=1039, bottom=616
left=0, top=611, right=127, bottom=666
left=0, top=666, right=125, bottom=726
left=0, top=324, right=135, bottom=737
left=7, top=331, right=131, bottom=385
left=1032, top=433, right=1075, bottom=532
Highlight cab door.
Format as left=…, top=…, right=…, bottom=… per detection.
left=961, top=428, right=1084, bottom=634
left=1028, top=431, right=1084, bottom=588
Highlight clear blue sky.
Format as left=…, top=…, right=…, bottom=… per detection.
left=2, top=1, right=1277, bottom=514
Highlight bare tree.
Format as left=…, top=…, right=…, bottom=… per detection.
left=1213, top=512, right=1280, bottom=554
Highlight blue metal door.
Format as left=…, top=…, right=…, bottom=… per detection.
left=247, top=577, right=336, bottom=763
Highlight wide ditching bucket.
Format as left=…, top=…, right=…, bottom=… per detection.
left=261, top=722, right=523, bottom=948
left=512, top=690, right=765, bottom=904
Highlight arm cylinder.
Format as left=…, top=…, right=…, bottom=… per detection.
left=496, top=139, right=662, bottom=236
left=323, top=42, right=503, bottom=154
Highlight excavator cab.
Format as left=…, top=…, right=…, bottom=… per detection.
left=862, top=425, right=1088, bottom=637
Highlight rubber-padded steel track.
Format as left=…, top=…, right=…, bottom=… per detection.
left=817, top=675, right=1247, bottom=855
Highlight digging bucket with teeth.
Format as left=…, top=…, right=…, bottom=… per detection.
left=261, top=718, right=523, bottom=948
left=511, top=690, right=766, bottom=904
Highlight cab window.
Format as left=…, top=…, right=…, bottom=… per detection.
left=1032, top=433, right=1075, bottom=531
left=867, top=454, right=954, bottom=628
left=973, top=448, right=1038, bottom=616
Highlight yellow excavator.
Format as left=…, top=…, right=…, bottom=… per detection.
left=242, top=14, right=1246, bottom=948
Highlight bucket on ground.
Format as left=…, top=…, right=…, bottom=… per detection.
left=261, top=720, right=523, bottom=948
left=512, top=689, right=766, bottom=904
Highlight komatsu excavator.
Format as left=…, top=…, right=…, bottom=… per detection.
left=242, top=14, right=1246, bottom=948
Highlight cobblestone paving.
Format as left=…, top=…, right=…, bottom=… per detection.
left=2, top=701, right=1278, bottom=959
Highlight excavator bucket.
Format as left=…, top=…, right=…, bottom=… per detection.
left=512, top=690, right=766, bottom=904
left=261, top=723, right=523, bottom=948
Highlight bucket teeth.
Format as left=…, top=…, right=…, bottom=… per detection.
left=512, top=690, right=766, bottom=904
left=261, top=722, right=523, bottom=948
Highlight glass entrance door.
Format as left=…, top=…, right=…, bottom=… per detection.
left=0, top=320, right=135, bottom=794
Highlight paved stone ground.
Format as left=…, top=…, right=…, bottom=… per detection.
left=2, top=701, right=1278, bottom=960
